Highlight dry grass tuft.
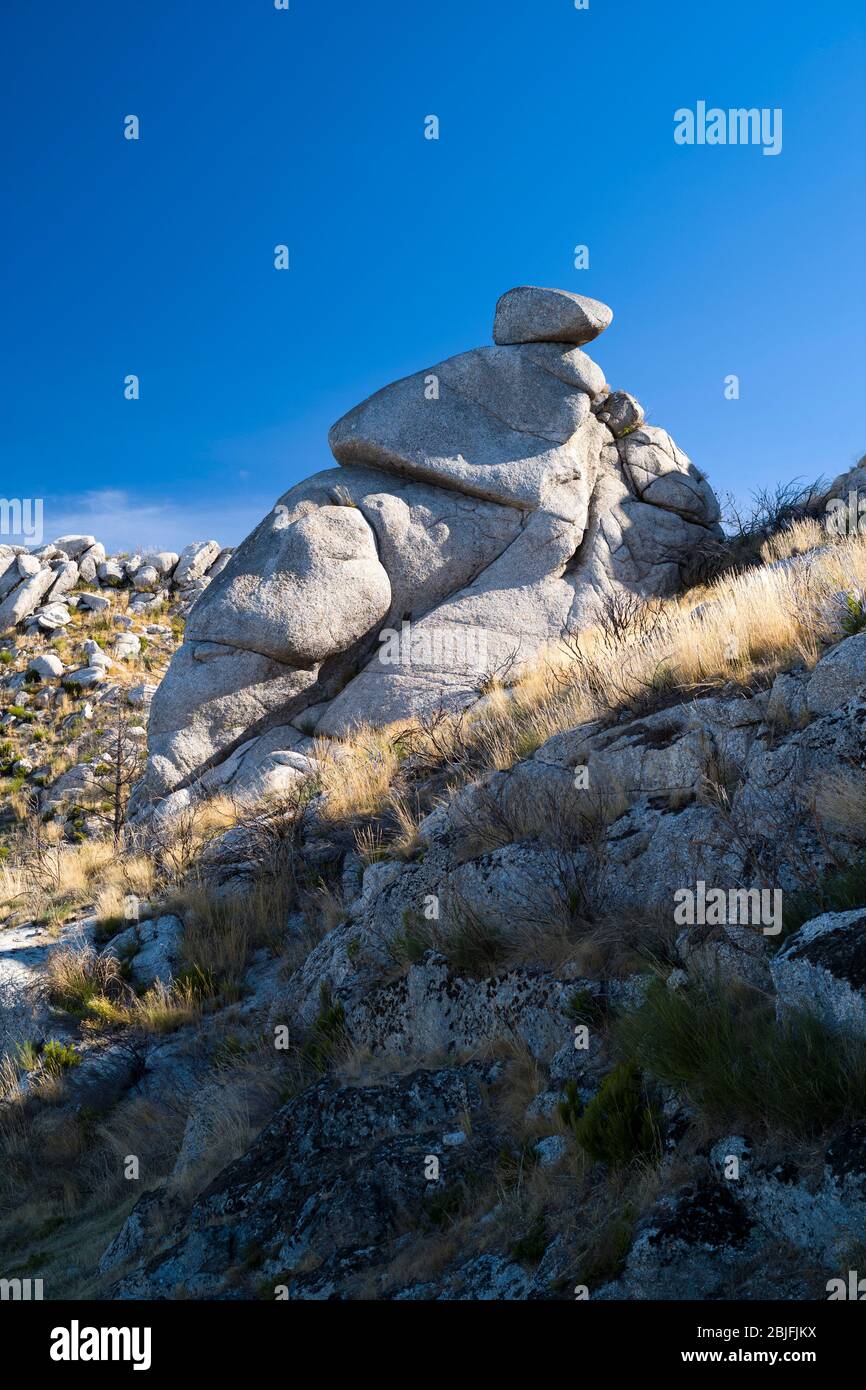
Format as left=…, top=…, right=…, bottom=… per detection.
left=314, top=726, right=400, bottom=821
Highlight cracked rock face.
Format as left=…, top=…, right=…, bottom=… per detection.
left=131, top=288, right=722, bottom=817
left=771, top=909, right=866, bottom=1038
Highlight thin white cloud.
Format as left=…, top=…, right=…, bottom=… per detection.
left=42, top=489, right=272, bottom=554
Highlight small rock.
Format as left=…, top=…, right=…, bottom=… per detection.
left=534, top=1134, right=568, bottom=1169
left=596, top=390, right=645, bottom=438
left=28, top=653, right=65, bottom=679
left=77, top=591, right=111, bottom=613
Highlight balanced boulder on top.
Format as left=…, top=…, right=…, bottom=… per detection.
left=493, top=286, right=614, bottom=346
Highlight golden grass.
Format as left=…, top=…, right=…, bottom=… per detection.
left=149, top=794, right=240, bottom=886
left=92, top=852, right=157, bottom=922
left=43, top=943, right=200, bottom=1035
left=759, top=517, right=828, bottom=565
left=299, top=528, right=866, bottom=838
left=0, top=834, right=117, bottom=926
left=172, top=867, right=293, bottom=999
left=314, top=725, right=401, bottom=821
left=46, top=944, right=125, bottom=1016
left=464, top=530, right=866, bottom=779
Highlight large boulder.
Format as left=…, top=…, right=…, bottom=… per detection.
left=805, top=633, right=866, bottom=716
left=104, top=913, right=184, bottom=990
left=339, top=951, right=576, bottom=1061
left=0, top=566, right=56, bottom=630
left=110, top=1062, right=502, bottom=1299
left=173, top=540, right=221, bottom=587
left=189, top=506, right=391, bottom=664
left=52, top=535, right=97, bottom=559
left=131, top=288, right=722, bottom=817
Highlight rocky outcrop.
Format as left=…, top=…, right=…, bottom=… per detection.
left=111, top=1062, right=506, bottom=1300
left=130, top=287, right=721, bottom=817
left=0, top=538, right=230, bottom=638
left=5, top=289, right=864, bottom=1307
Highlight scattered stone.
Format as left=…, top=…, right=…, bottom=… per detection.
left=27, top=653, right=65, bottom=679
left=34, top=602, right=71, bottom=632
left=113, top=632, right=141, bottom=660
left=97, top=559, right=125, bottom=586
left=64, top=665, right=109, bottom=688
left=77, top=591, right=111, bottom=612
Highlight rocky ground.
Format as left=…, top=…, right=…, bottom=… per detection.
left=2, top=288, right=866, bottom=1301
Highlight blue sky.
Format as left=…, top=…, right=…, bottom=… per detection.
left=2, top=0, right=864, bottom=551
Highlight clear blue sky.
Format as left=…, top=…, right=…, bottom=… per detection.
left=2, top=0, right=864, bottom=551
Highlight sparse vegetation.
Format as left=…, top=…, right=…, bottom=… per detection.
left=618, top=979, right=866, bottom=1138
left=0, top=468, right=865, bottom=1300
left=563, top=1062, right=663, bottom=1170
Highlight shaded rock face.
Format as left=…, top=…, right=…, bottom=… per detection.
left=132, top=288, right=721, bottom=815
left=596, top=1181, right=767, bottom=1302
left=772, top=910, right=866, bottom=1038
left=111, top=1063, right=504, bottom=1300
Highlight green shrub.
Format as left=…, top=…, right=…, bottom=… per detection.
left=301, top=985, right=347, bottom=1070
left=40, top=1040, right=82, bottom=1075
left=567, top=988, right=609, bottom=1028
left=389, top=909, right=435, bottom=966
left=780, top=858, right=866, bottom=943
left=617, top=979, right=866, bottom=1137
left=566, top=1061, right=663, bottom=1169
left=578, top=1205, right=638, bottom=1287
left=92, top=914, right=126, bottom=946
left=18, top=1039, right=81, bottom=1076
left=8, top=706, right=35, bottom=723
left=557, top=1079, right=584, bottom=1131
left=441, top=905, right=507, bottom=975
left=511, top=1217, right=548, bottom=1264
left=841, top=591, right=866, bottom=636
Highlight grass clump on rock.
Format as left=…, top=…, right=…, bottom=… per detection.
left=563, top=1061, right=663, bottom=1169
left=617, top=978, right=866, bottom=1138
